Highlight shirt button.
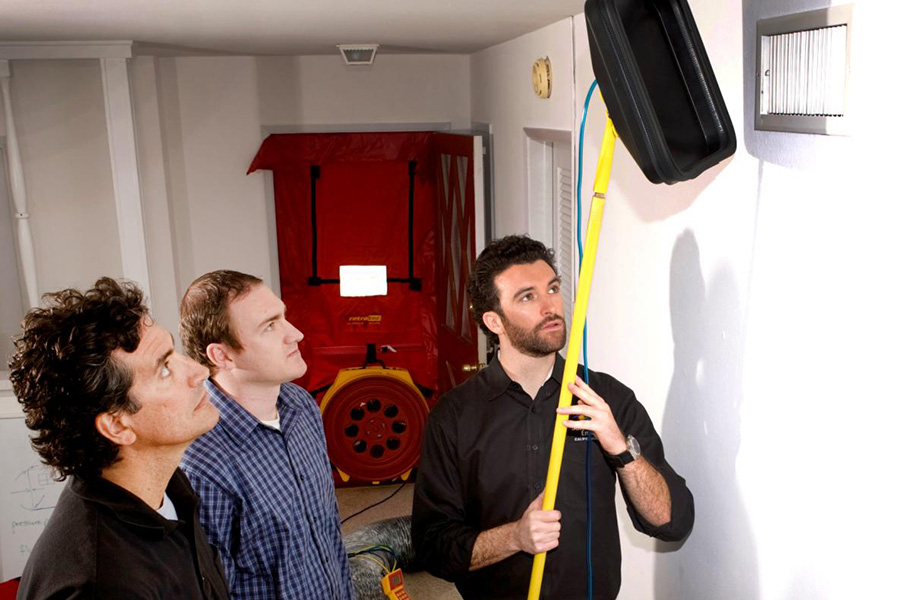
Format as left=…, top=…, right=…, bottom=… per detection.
left=531, top=406, right=537, bottom=413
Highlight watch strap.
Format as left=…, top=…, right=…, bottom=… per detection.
left=608, top=448, right=635, bottom=469
left=607, top=435, right=639, bottom=469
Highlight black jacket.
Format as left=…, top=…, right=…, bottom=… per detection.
left=17, top=469, right=229, bottom=600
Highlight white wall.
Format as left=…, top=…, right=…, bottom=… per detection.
left=3, top=60, right=122, bottom=295
left=151, top=56, right=271, bottom=305
left=130, top=56, right=182, bottom=338
left=255, top=54, right=471, bottom=129
left=569, top=0, right=900, bottom=598
left=0, top=152, right=24, bottom=365
left=734, top=1, right=900, bottom=597
left=471, top=18, right=575, bottom=236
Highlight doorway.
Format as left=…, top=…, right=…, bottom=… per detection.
left=525, top=129, right=574, bottom=325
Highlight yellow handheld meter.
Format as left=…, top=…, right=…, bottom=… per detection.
left=380, top=569, right=410, bottom=600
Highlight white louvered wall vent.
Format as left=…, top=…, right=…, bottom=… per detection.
left=755, top=4, right=853, bottom=135
left=555, top=165, right=574, bottom=325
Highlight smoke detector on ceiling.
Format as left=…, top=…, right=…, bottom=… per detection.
left=338, top=44, right=379, bottom=66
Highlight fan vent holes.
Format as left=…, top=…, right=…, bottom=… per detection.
left=343, top=401, right=409, bottom=456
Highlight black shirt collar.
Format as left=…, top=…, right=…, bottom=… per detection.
left=550, top=353, right=566, bottom=384
left=482, top=353, right=565, bottom=401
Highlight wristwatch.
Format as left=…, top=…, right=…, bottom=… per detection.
left=608, top=435, right=640, bottom=469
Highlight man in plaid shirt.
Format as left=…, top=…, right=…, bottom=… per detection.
left=179, top=270, right=354, bottom=599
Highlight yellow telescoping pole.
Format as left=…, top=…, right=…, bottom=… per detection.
left=527, top=114, right=618, bottom=600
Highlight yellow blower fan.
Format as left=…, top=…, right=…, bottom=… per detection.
left=320, top=365, right=429, bottom=485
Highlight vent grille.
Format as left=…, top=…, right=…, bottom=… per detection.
left=755, top=5, right=852, bottom=135
left=760, top=25, right=847, bottom=117
left=556, top=166, right=574, bottom=324
left=337, top=44, right=379, bottom=66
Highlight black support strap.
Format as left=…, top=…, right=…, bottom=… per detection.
left=306, top=161, right=421, bottom=290
left=308, top=165, right=322, bottom=286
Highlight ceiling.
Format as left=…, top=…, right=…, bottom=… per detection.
left=0, top=0, right=586, bottom=56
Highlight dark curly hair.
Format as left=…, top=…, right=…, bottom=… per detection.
left=179, top=270, right=263, bottom=376
left=8, top=278, right=148, bottom=480
left=467, top=235, right=556, bottom=346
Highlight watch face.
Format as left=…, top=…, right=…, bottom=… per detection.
left=627, top=435, right=641, bottom=457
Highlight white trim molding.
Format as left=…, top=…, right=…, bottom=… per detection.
left=101, top=57, right=152, bottom=300
left=0, top=43, right=152, bottom=301
left=0, top=41, right=134, bottom=60
left=0, top=60, right=39, bottom=308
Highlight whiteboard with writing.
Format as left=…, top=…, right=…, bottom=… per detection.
left=0, top=399, right=66, bottom=581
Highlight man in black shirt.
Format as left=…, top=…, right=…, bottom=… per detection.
left=10, top=278, right=229, bottom=599
left=412, top=236, right=693, bottom=599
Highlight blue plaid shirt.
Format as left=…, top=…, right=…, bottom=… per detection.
left=181, top=381, right=354, bottom=600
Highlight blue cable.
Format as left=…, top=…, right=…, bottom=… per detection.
left=576, top=79, right=598, bottom=598
left=577, top=80, right=597, bottom=370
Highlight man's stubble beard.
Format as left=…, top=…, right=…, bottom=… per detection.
left=500, top=312, right=567, bottom=358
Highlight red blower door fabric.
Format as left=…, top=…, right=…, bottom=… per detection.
left=248, top=132, right=438, bottom=397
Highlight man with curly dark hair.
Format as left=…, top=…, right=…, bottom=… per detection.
left=413, top=235, right=694, bottom=599
left=10, top=277, right=229, bottom=600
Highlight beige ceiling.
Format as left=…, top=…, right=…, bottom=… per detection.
left=0, top=0, right=586, bottom=55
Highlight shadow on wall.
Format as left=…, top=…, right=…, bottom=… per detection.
left=653, top=231, right=759, bottom=599
left=612, top=137, right=732, bottom=224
